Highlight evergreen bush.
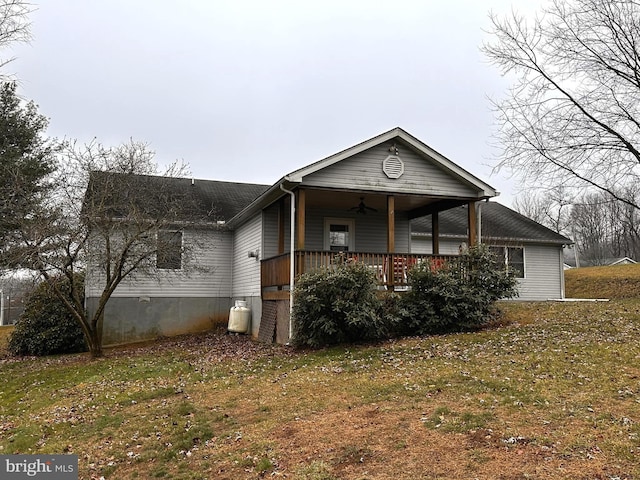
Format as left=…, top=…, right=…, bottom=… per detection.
left=400, top=245, right=519, bottom=334
left=291, top=246, right=518, bottom=348
left=8, top=274, right=87, bottom=356
left=291, top=259, right=384, bottom=348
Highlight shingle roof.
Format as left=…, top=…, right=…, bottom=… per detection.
left=183, top=177, right=270, bottom=221
left=411, top=202, right=572, bottom=245
left=85, top=172, right=269, bottom=223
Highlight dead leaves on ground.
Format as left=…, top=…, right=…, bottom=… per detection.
left=1, top=301, right=640, bottom=479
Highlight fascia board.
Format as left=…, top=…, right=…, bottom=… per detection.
left=285, top=128, right=402, bottom=182
left=396, top=130, right=498, bottom=198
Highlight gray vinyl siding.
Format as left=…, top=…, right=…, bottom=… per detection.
left=87, top=228, right=234, bottom=346
left=262, top=204, right=410, bottom=256
left=262, top=202, right=281, bottom=258
left=411, top=235, right=565, bottom=300
left=302, top=143, right=479, bottom=198
left=411, top=236, right=465, bottom=255
left=86, top=229, right=233, bottom=298
left=232, top=213, right=263, bottom=297
left=516, top=244, right=564, bottom=300
left=304, top=208, right=410, bottom=252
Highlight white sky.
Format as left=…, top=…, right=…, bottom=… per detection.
left=9, top=1, right=544, bottom=207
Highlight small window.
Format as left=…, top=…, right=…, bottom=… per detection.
left=329, top=224, right=349, bottom=252
left=157, top=231, right=182, bottom=269
left=324, top=218, right=355, bottom=252
left=489, top=245, right=525, bottom=278
left=507, top=247, right=525, bottom=278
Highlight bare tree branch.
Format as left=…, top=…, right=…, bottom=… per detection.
left=484, top=0, right=640, bottom=211
left=0, top=0, right=32, bottom=78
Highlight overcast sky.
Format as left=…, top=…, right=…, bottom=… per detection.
left=9, top=1, right=544, bottom=206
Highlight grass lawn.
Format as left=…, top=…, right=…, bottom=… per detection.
left=565, top=263, right=640, bottom=299
left=1, top=300, right=640, bottom=479
left=0, top=325, right=12, bottom=353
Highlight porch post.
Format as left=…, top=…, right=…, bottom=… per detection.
left=387, top=195, right=395, bottom=290
left=467, top=201, right=477, bottom=247
left=387, top=195, right=395, bottom=252
left=432, top=211, right=440, bottom=255
left=296, top=188, right=306, bottom=250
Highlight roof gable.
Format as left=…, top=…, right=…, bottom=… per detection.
left=226, top=127, right=500, bottom=226
left=285, top=127, right=498, bottom=198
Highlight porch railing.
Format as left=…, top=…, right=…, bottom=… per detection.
left=261, top=250, right=457, bottom=292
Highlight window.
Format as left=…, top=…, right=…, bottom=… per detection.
left=324, top=218, right=355, bottom=252
left=157, top=231, right=182, bottom=269
left=489, top=246, right=525, bottom=278
left=507, top=247, right=525, bottom=278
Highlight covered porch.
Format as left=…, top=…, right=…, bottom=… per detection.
left=259, top=188, right=481, bottom=299
left=241, top=128, right=498, bottom=343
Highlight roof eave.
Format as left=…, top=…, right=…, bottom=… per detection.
left=411, top=232, right=573, bottom=246
left=226, top=176, right=300, bottom=228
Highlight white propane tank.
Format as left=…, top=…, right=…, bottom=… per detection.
left=228, top=300, right=251, bottom=334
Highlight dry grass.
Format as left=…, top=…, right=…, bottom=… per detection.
left=1, top=267, right=637, bottom=479
left=565, top=263, right=640, bottom=299
left=0, top=325, right=13, bottom=356
left=1, top=298, right=640, bottom=480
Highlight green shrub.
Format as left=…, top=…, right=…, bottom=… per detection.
left=8, top=274, right=87, bottom=356
left=400, top=245, right=519, bottom=334
left=291, top=259, right=384, bottom=348
left=291, top=247, right=518, bottom=348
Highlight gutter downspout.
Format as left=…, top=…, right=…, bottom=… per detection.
left=477, top=201, right=483, bottom=245
left=280, top=183, right=295, bottom=343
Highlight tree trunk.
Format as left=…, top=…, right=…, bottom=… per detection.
left=87, top=311, right=104, bottom=358
left=87, top=328, right=103, bottom=358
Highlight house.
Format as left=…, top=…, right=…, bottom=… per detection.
left=608, top=257, right=637, bottom=266
left=564, top=256, right=638, bottom=268
left=410, top=202, right=572, bottom=300
left=85, top=127, right=571, bottom=346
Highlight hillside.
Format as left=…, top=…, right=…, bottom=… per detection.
left=565, top=263, right=640, bottom=299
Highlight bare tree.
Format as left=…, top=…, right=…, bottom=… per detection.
left=568, top=186, right=640, bottom=264
left=0, top=0, right=32, bottom=75
left=12, top=140, right=215, bottom=357
left=513, top=186, right=573, bottom=235
left=570, top=194, right=612, bottom=265
left=484, top=0, right=640, bottom=212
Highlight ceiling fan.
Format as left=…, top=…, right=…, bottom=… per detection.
left=350, top=197, right=377, bottom=214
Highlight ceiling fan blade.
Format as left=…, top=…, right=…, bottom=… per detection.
left=349, top=197, right=376, bottom=214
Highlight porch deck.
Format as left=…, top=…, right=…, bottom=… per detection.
left=261, top=250, right=456, bottom=298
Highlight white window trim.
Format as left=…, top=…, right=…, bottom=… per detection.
left=323, top=217, right=355, bottom=251
left=490, top=245, right=526, bottom=279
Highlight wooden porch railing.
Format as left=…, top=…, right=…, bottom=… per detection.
left=261, top=250, right=456, bottom=293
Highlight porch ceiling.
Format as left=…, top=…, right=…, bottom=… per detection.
left=303, top=189, right=469, bottom=215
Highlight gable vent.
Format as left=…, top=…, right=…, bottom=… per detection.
left=383, top=155, right=404, bottom=179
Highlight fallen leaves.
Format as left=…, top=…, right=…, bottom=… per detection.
left=1, top=302, right=640, bottom=479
